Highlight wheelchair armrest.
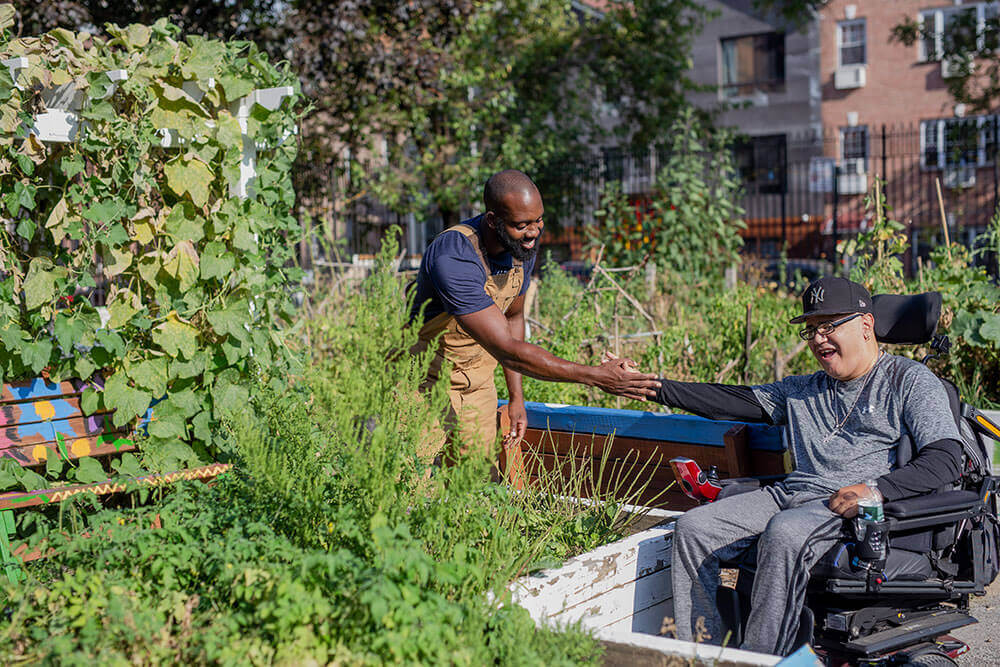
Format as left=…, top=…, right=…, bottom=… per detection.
left=883, top=489, right=985, bottom=533
left=883, top=490, right=982, bottom=519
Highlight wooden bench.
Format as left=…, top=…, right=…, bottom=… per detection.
left=498, top=401, right=788, bottom=510
left=0, top=377, right=231, bottom=583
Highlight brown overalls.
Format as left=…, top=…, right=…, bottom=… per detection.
left=411, top=224, right=523, bottom=458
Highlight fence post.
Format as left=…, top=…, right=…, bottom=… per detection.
left=781, top=140, right=788, bottom=247
left=881, top=124, right=888, bottom=202
left=994, top=116, right=998, bottom=214
left=832, top=166, right=839, bottom=270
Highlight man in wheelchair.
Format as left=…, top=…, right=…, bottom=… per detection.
left=652, top=276, right=1000, bottom=662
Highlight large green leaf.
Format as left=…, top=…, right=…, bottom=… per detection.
left=74, top=457, right=108, bottom=484
left=213, top=376, right=249, bottom=417
left=164, top=202, right=206, bottom=243
left=181, top=35, right=226, bottom=81
left=82, top=198, right=126, bottom=224
left=164, top=156, right=214, bottom=207
left=201, top=241, right=236, bottom=280
left=21, top=339, right=53, bottom=374
left=218, top=75, right=255, bottom=104
left=53, top=311, right=90, bottom=352
left=162, top=241, right=201, bottom=291
left=107, top=290, right=140, bottom=329
left=104, top=372, right=152, bottom=428
left=153, top=313, right=199, bottom=359
left=206, top=299, right=250, bottom=344
left=127, top=357, right=169, bottom=397
left=215, top=110, right=243, bottom=148
left=981, top=313, right=1000, bottom=345
left=22, top=258, right=58, bottom=310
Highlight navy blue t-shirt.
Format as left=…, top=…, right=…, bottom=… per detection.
left=409, top=215, right=535, bottom=325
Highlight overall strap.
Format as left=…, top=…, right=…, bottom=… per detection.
left=448, top=224, right=491, bottom=276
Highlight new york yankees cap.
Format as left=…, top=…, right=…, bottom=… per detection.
left=789, top=276, right=873, bottom=324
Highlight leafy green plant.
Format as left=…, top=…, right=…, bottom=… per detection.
left=923, top=243, right=1000, bottom=406
left=0, top=8, right=302, bottom=483
left=2, top=233, right=618, bottom=665
left=838, top=178, right=909, bottom=294
left=590, top=108, right=745, bottom=280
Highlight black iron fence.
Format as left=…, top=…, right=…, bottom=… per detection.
left=292, top=121, right=1000, bottom=276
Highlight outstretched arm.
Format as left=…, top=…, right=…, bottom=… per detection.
left=653, top=379, right=773, bottom=423
left=455, top=305, right=661, bottom=401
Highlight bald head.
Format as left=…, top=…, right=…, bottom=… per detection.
left=484, top=170, right=540, bottom=215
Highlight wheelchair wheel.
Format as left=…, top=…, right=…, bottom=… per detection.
left=902, top=650, right=957, bottom=666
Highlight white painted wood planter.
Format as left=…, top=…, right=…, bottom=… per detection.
left=510, top=507, right=788, bottom=666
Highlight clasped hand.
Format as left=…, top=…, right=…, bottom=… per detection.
left=599, top=351, right=661, bottom=401
left=828, top=483, right=873, bottom=518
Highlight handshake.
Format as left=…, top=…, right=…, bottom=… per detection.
left=594, top=351, right=661, bottom=402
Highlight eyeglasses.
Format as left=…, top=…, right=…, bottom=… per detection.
left=798, top=313, right=862, bottom=341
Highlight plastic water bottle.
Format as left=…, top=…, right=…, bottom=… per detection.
left=854, top=479, right=887, bottom=562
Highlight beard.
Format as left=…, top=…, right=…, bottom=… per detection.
left=496, top=222, right=538, bottom=262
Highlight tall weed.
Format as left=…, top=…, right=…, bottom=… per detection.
left=1, top=229, right=618, bottom=665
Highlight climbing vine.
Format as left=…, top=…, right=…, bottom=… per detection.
left=0, top=4, right=303, bottom=482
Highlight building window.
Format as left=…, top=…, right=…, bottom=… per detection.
left=838, top=19, right=867, bottom=66
left=920, top=116, right=999, bottom=168
left=720, top=32, right=785, bottom=98
left=918, top=2, right=999, bottom=61
left=841, top=126, right=869, bottom=166
left=733, top=134, right=786, bottom=194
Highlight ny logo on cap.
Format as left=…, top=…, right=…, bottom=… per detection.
left=810, top=286, right=825, bottom=304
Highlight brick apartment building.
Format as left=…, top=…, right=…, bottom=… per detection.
left=664, top=0, right=1000, bottom=268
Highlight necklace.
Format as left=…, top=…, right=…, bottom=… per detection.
left=822, top=349, right=884, bottom=444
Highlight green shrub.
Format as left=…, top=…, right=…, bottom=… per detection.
left=0, top=9, right=302, bottom=484
left=1, top=232, right=614, bottom=665
left=589, top=108, right=745, bottom=280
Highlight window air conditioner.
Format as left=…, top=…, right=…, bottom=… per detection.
left=837, top=158, right=868, bottom=195
left=942, top=57, right=974, bottom=79
left=834, top=65, right=867, bottom=90
left=943, top=164, right=976, bottom=188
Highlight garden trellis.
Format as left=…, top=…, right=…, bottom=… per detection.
left=0, top=10, right=303, bottom=490
left=2, top=56, right=294, bottom=199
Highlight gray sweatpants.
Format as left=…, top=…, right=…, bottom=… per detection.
left=670, top=485, right=845, bottom=656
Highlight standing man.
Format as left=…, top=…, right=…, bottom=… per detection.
left=409, top=169, right=660, bottom=458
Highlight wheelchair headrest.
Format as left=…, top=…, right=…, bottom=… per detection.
left=872, top=292, right=942, bottom=345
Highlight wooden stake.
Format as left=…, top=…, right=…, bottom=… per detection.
left=935, top=177, right=953, bottom=260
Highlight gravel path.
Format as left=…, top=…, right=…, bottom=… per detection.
left=954, top=581, right=1000, bottom=664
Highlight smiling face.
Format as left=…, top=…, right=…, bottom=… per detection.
left=486, top=188, right=544, bottom=262
left=804, top=311, right=878, bottom=381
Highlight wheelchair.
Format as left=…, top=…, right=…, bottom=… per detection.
left=670, top=292, right=1000, bottom=666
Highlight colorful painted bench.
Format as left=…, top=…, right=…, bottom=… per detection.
left=0, top=377, right=231, bottom=583
left=498, top=401, right=789, bottom=509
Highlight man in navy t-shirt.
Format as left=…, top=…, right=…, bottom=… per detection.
left=409, top=170, right=660, bottom=459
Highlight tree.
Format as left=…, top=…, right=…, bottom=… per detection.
left=15, top=1, right=714, bottom=230
left=892, top=9, right=1000, bottom=114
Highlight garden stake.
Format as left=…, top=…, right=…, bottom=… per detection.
left=935, top=177, right=953, bottom=261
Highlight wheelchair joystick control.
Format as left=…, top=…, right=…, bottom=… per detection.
left=851, top=480, right=888, bottom=592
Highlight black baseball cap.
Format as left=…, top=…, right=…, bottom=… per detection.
left=789, top=276, right=873, bottom=324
